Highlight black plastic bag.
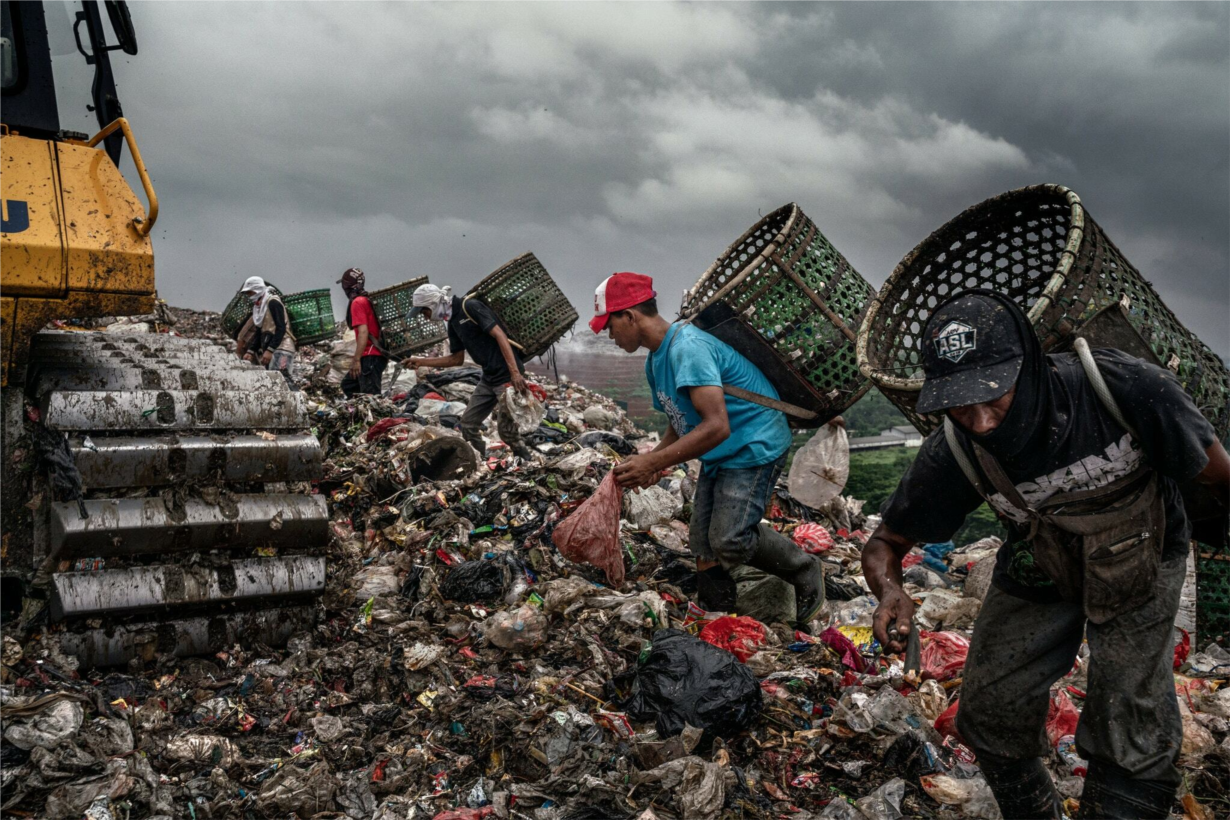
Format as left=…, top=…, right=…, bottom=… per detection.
left=607, top=629, right=762, bottom=742
left=439, top=556, right=516, bottom=603
left=576, top=430, right=634, bottom=456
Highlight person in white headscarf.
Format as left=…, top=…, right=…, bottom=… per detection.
left=410, top=283, right=454, bottom=321
left=237, top=276, right=297, bottom=388
left=405, top=283, right=533, bottom=459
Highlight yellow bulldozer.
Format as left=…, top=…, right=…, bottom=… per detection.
left=1, top=1, right=326, bottom=666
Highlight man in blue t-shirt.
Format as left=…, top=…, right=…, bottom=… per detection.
left=589, top=272, right=825, bottom=629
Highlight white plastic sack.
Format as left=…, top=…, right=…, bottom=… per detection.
left=354, top=565, right=400, bottom=598
left=623, top=485, right=681, bottom=530
left=416, top=398, right=468, bottom=420
left=499, top=388, right=546, bottom=436
left=328, top=330, right=357, bottom=385
left=2, top=699, right=83, bottom=750
left=787, top=424, right=850, bottom=510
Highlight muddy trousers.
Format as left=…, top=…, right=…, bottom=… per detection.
left=688, top=455, right=824, bottom=625
left=956, top=556, right=1186, bottom=819
left=459, top=382, right=526, bottom=457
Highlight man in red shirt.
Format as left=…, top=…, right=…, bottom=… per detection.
left=337, top=268, right=387, bottom=396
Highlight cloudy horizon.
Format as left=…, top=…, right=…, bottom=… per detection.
left=69, top=1, right=1228, bottom=355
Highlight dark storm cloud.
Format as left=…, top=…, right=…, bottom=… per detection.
left=104, top=2, right=1227, bottom=354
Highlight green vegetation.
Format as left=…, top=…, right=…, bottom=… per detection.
left=843, top=445, right=1003, bottom=546
left=841, top=388, right=909, bottom=437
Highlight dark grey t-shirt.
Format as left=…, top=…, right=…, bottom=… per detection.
left=447, top=296, right=524, bottom=386
left=881, top=349, right=1216, bottom=600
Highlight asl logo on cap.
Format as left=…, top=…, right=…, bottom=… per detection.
left=935, top=320, right=977, bottom=363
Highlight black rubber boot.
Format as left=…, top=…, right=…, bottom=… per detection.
left=696, top=566, right=738, bottom=611
left=1077, top=760, right=1177, bottom=820
left=744, top=529, right=824, bottom=630
left=978, top=754, right=1063, bottom=819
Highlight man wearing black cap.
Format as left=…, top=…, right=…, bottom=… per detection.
left=861, top=291, right=1229, bottom=819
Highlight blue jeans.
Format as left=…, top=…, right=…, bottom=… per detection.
left=689, top=454, right=789, bottom=567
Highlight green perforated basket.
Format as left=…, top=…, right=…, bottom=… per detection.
left=221, top=282, right=281, bottom=340
left=857, top=184, right=1230, bottom=438
left=679, top=203, right=875, bottom=428
left=469, top=252, right=578, bottom=360
left=1197, top=547, right=1230, bottom=649
left=283, top=289, right=338, bottom=346
left=369, top=276, right=448, bottom=358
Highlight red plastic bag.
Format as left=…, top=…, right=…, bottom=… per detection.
left=433, top=809, right=494, bottom=820
left=552, top=471, right=625, bottom=587
left=792, top=523, right=834, bottom=553
left=920, top=630, right=971, bottom=681
left=1046, top=689, right=1081, bottom=747
left=902, top=553, right=924, bottom=568
left=935, top=699, right=963, bottom=741
left=700, top=615, right=767, bottom=662
left=365, top=417, right=411, bottom=442
left=817, top=626, right=870, bottom=673
left=1174, top=628, right=1191, bottom=670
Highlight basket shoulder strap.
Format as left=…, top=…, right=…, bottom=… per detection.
left=664, top=323, right=815, bottom=421
left=1074, top=337, right=1138, bottom=439
left=943, top=417, right=988, bottom=499
left=720, top=384, right=818, bottom=420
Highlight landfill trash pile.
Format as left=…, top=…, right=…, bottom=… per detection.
left=2, top=308, right=1228, bottom=820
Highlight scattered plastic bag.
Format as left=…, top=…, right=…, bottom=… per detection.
left=792, top=522, right=835, bottom=553
left=699, top=615, right=767, bottom=662
left=164, top=735, right=240, bottom=768
left=256, top=761, right=340, bottom=816
left=624, top=484, right=680, bottom=530
left=2, top=698, right=83, bottom=750
left=787, top=423, right=850, bottom=509
left=854, top=777, right=905, bottom=820
left=482, top=605, right=548, bottom=653
left=920, top=631, right=970, bottom=681
left=439, top=558, right=514, bottom=603
left=1046, top=689, right=1081, bottom=747
left=935, top=699, right=962, bottom=741
left=499, top=388, right=546, bottom=436
left=610, top=629, right=762, bottom=742
left=354, top=565, right=401, bottom=598
left=552, top=471, right=625, bottom=587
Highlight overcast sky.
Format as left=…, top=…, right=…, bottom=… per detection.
left=69, top=1, right=1229, bottom=355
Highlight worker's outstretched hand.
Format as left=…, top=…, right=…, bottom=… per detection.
left=510, top=372, right=528, bottom=395
left=260, top=350, right=273, bottom=366
left=872, top=587, right=915, bottom=654
left=613, top=454, right=662, bottom=490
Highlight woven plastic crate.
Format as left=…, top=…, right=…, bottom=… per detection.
left=221, top=282, right=281, bottom=340
left=283, top=289, right=338, bottom=346
left=679, top=203, right=875, bottom=428
left=468, top=252, right=578, bottom=360
left=1197, top=548, right=1230, bottom=649
left=857, top=184, right=1230, bottom=437
left=369, top=277, right=448, bottom=358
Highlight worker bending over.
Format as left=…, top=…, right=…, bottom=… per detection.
left=404, top=283, right=534, bottom=460
left=337, top=268, right=387, bottom=396
left=861, top=291, right=1229, bottom=819
left=591, top=272, right=825, bottom=631
left=237, top=276, right=297, bottom=387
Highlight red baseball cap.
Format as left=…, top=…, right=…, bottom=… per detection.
left=590, top=272, right=656, bottom=333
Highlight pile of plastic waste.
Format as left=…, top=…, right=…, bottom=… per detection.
left=2, top=308, right=1228, bottom=820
